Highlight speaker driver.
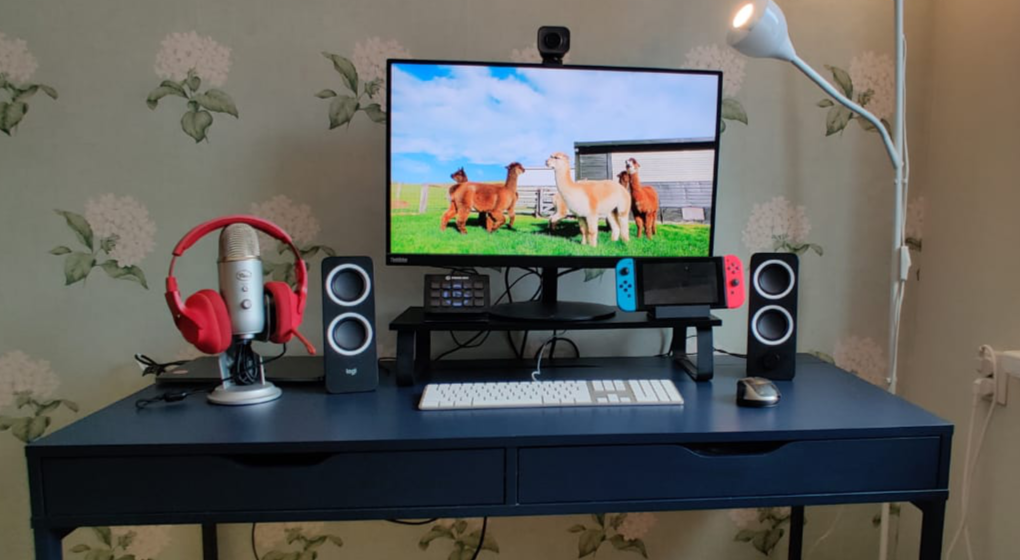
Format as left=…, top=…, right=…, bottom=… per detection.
left=753, top=259, right=795, bottom=299
left=327, top=313, right=373, bottom=356
left=751, top=305, right=794, bottom=346
left=326, top=264, right=370, bottom=306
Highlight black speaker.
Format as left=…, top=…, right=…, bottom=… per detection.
left=746, top=253, right=799, bottom=380
left=322, top=256, right=378, bottom=393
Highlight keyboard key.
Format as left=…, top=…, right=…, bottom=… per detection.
left=593, top=380, right=604, bottom=391
left=613, top=380, right=626, bottom=391
left=650, top=380, right=670, bottom=402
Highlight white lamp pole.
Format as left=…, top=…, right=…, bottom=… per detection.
left=726, top=1, right=908, bottom=558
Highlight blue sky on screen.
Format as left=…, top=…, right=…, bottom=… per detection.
left=390, top=63, right=720, bottom=184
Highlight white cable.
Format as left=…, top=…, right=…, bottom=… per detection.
left=945, top=386, right=997, bottom=559
left=806, top=506, right=845, bottom=557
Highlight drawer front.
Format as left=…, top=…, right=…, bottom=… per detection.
left=518, top=437, right=940, bottom=504
left=43, top=449, right=504, bottom=515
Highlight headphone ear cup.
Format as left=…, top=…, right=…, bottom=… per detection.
left=264, top=281, right=298, bottom=344
left=182, top=290, right=232, bottom=354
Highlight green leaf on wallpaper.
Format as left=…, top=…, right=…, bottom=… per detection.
left=64, top=252, right=96, bottom=285
left=817, top=99, right=834, bottom=108
left=114, top=555, right=137, bottom=560
left=285, top=527, right=302, bottom=544
left=578, top=528, right=605, bottom=558
left=92, top=527, right=113, bottom=547
left=195, top=89, right=239, bottom=118
left=363, top=103, right=386, bottom=124
left=39, top=84, right=58, bottom=100
left=419, top=525, right=454, bottom=550
left=721, top=98, right=748, bottom=125
left=99, top=260, right=149, bottom=289
left=297, top=551, right=315, bottom=560
left=62, top=399, right=80, bottom=412
left=181, top=109, right=214, bottom=143
left=315, top=89, right=338, bottom=99
left=321, top=246, right=337, bottom=257
left=858, top=88, right=875, bottom=107
left=305, top=535, right=328, bottom=550
left=825, top=105, right=852, bottom=136
left=762, top=527, right=784, bottom=554
left=146, top=85, right=186, bottom=110
left=14, top=84, right=38, bottom=101
left=462, top=529, right=499, bottom=553
left=15, top=392, right=31, bottom=408
left=719, top=118, right=726, bottom=133
left=99, top=234, right=118, bottom=254
left=609, top=535, right=647, bottom=558
left=453, top=519, right=468, bottom=534
left=825, top=65, right=853, bottom=98
left=328, top=95, right=358, bottom=129
left=364, top=79, right=382, bottom=98
left=84, top=550, right=114, bottom=560
left=592, top=514, right=605, bottom=526
left=50, top=246, right=72, bottom=255
left=262, top=552, right=288, bottom=560
left=27, top=414, right=51, bottom=441
left=734, top=529, right=758, bottom=542
left=0, top=100, right=27, bottom=134
left=55, top=210, right=94, bottom=250
left=8, top=417, right=31, bottom=441
left=38, top=400, right=62, bottom=415
left=326, top=534, right=344, bottom=547
left=186, top=70, right=201, bottom=93
left=0, top=73, right=7, bottom=89
left=881, top=118, right=891, bottom=132
left=70, top=544, right=91, bottom=553
left=0, top=415, right=15, bottom=430
left=567, top=525, right=587, bottom=533
left=322, top=52, right=359, bottom=92
left=610, top=514, right=625, bottom=530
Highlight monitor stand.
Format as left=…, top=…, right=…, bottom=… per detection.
left=488, top=267, right=616, bottom=322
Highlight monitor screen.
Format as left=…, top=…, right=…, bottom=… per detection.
left=386, top=60, right=722, bottom=267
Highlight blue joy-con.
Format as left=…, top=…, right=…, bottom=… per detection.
left=615, top=258, right=637, bottom=312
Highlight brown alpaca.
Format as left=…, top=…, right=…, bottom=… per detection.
left=449, top=163, right=525, bottom=234
left=439, top=168, right=473, bottom=231
left=626, top=158, right=660, bottom=239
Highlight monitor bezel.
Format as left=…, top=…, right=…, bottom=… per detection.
left=385, top=59, right=723, bottom=268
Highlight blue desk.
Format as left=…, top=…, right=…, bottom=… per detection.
left=25, top=355, right=952, bottom=559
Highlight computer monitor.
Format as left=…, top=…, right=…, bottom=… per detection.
left=386, top=60, right=723, bottom=320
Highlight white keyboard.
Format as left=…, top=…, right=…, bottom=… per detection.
left=418, top=379, right=684, bottom=410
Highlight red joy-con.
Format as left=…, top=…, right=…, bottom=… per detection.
left=723, top=255, right=745, bottom=309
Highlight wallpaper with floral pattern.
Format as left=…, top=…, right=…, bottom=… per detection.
left=0, top=0, right=930, bottom=558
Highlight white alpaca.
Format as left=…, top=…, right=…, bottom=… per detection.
left=545, top=152, right=631, bottom=247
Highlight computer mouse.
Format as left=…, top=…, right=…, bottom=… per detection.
left=736, top=377, right=781, bottom=407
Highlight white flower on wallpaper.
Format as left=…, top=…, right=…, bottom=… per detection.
left=85, top=194, right=157, bottom=267
left=250, top=195, right=336, bottom=287
left=684, top=44, right=748, bottom=131
left=154, top=31, right=232, bottom=87
left=318, top=37, right=410, bottom=128
left=729, top=507, right=792, bottom=556
left=0, top=351, right=77, bottom=443
left=0, top=32, right=38, bottom=83
left=849, top=51, right=894, bottom=121
left=905, top=195, right=924, bottom=251
left=420, top=519, right=499, bottom=559
left=834, top=335, right=889, bottom=387
left=70, top=526, right=171, bottom=560
left=508, top=43, right=572, bottom=64
left=0, top=31, right=58, bottom=136
left=568, top=514, right=652, bottom=558
left=742, top=196, right=823, bottom=256
left=147, top=31, right=239, bottom=143
left=51, top=195, right=154, bottom=289
left=816, top=51, right=894, bottom=136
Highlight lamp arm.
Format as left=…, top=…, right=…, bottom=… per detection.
left=790, top=55, right=902, bottom=169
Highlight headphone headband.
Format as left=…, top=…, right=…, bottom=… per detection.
left=166, top=215, right=308, bottom=317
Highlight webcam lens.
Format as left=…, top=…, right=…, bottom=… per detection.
left=543, top=33, right=562, bottom=49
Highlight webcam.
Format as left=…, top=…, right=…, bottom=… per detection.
left=537, top=26, right=570, bottom=65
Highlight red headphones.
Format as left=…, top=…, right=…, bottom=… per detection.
left=165, top=215, right=316, bottom=355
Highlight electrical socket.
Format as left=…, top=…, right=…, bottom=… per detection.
left=999, top=350, right=1020, bottom=378
left=976, top=346, right=1008, bottom=406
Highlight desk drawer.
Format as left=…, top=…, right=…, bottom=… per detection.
left=518, top=438, right=939, bottom=504
left=42, top=449, right=504, bottom=515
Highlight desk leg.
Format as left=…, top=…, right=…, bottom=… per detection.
left=914, top=499, right=946, bottom=560
left=788, top=506, right=804, bottom=560
left=202, top=524, right=219, bottom=560
left=396, top=330, right=416, bottom=386
left=34, top=526, right=69, bottom=560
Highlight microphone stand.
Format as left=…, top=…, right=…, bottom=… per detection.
left=208, top=338, right=283, bottom=405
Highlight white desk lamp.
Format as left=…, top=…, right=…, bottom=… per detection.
left=726, top=1, right=908, bottom=558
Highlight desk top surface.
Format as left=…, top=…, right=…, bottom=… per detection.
left=30, top=355, right=951, bottom=455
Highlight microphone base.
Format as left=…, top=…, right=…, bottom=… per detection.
left=208, top=381, right=282, bottom=406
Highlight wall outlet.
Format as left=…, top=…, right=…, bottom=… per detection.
left=999, top=350, right=1020, bottom=378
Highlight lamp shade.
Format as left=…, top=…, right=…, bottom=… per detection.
left=727, top=0, right=797, bottom=62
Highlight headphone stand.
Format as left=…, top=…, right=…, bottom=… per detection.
left=209, top=341, right=283, bottom=405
